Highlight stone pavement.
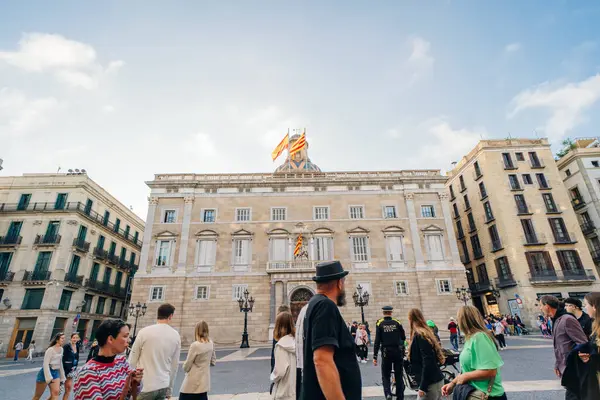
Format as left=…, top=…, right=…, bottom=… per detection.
left=0, top=334, right=567, bottom=400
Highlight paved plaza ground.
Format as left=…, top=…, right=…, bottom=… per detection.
left=0, top=334, right=566, bottom=399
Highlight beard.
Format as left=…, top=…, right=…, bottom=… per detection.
left=336, top=288, right=347, bottom=307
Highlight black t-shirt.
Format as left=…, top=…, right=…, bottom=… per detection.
left=578, top=313, right=593, bottom=338
left=301, top=294, right=362, bottom=400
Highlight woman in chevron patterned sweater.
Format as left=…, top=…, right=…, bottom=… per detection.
left=74, top=319, right=143, bottom=400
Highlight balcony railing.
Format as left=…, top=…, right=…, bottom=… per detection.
left=469, top=280, right=493, bottom=294
left=64, top=272, right=84, bottom=285
left=34, top=234, right=62, bottom=246
left=495, top=274, right=517, bottom=288
left=572, top=197, right=586, bottom=210
left=22, top=270, right=52, bottom=283
left=523, top=233, right=547, bottom=245
left=581, top=221, right=596, bottom=236
left=529, top=269, right=596, bottom=284
left=266, top=260, right=317, bottom=272
left=94, top=247, right=108, bottom=260
left=0, top=270, right=15, bottom=283
left=491, top=240, right=503, bottom=252
left=591, top=249, right=600, bottom=264
left=107, top=253, right=119, bottom=265
left=554, top=232, right=577, bottom=244
left=0, top=235, right=22, bottom=247
left=0, top=202, right=142, bottom=248
left=72, top=238, right=90, bottom=253
left=85, top=279, right=127, bottom=298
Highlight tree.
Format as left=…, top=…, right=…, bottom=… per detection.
left=555, top=138, right=577, bottom=159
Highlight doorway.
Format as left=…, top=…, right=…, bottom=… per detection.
left=7, top=318, right=37, bottom=358
left=290, top=288, right=313, bottom=322
left=472, top=296, right=486, bottom=317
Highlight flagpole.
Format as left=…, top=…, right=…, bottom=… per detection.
left=287, top=128, right=291, bottom=172
left=304, top=128, right=307, bottom=170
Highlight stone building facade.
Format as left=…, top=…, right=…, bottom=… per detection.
left=0, top=173, right=144, bottom=357
left=446, top=139, right=600, bottom=326
left=131, top=140, right=468, bottom=346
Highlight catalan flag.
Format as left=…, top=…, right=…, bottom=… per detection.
left=289, top=132, right=306, bottom=157
left=271, top=133, right=289, bottom=161
left=294, top=234, right=303, bottom=256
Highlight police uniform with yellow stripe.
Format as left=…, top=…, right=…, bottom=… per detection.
left=373, top=306, right=406, bottom=400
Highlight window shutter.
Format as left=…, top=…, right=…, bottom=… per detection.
left=154, top=241, right=161, bottom=266
left=542, top=252, right=555, bottom=271
left=242, top=239, right=250, bottom=265
left=573, top=251, right=583, bottom=270
left=556, top=251, right=566, bottom=270
left=388, top=236, right=403, bottom=261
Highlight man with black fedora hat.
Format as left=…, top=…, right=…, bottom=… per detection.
left=301, top=261, right=362, bottom=400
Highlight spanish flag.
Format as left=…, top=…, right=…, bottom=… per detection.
left=271, top=134, right=289, bottom=161
left=289, top=132, right=306, bottom=157
left=294, top=235, right=303, bottom=256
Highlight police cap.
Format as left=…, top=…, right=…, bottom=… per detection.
left=382, top=305, right=394, bottom=312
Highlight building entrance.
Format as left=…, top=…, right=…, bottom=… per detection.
left=290, top=288, right=313, bottom=322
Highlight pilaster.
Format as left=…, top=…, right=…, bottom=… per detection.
left=438, top=192, right=461, bottom=265
left=405, top=192, right=425, bottom=266
left=138, top=197, right=158, bottom=275
left=177, top=196, right=195, bottom=274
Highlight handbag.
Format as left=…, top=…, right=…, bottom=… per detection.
left=453, top=373, right=495, bottom=400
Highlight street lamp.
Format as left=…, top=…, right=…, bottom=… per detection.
left=455, top=286, right=472, bottom=306
left=237, top=289, right=255, bottom=348
left=128, top=302, right=147, bottom=337
left=352, top=284, right=370, bottom=324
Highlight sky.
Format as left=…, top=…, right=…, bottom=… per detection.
left=2, top=1, right=600, bottom=219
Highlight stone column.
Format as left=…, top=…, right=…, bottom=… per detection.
left=269, top=281, right=276, bottom=324
left=138, top=197, right=158, bottom=275
left=176, top=196, right=195, bottom=274
left=438, top=192, right=461, bottom=264
left=405, top=192, right=425, bottom=266
left=282, top=281, right=288, bottom=305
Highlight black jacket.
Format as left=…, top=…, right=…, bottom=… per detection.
left=409, top=334, right=444, bottom=392
left=578, top=313, right=594, bottom=339
left=562, top=336, right=600, bottom=400
left=62, top=343, right=80, bottom=376
left=86, top=345, right=99, bottom=362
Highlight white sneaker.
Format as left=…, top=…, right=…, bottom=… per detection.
left=361, top=360, right=367, bottom=364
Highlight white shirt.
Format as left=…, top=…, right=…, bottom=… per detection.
left=494, top=321, right=504, bottom=335
left=128, top=323, right=181, bottom=393
left=295, top=304, right=308, bottom=369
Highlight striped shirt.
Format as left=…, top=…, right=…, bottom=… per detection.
left=74, top=355, right=136, bottom=400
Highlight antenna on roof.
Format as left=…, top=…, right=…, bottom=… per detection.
left=57, top=166, right=61, bottom=173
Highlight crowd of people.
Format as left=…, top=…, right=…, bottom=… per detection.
left=23, top=260, right=600, bottom=400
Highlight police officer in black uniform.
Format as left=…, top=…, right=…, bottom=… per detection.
left=373, top=305, right=406, bottom=400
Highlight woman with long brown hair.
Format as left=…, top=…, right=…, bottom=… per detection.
left=441, top=306, right=506, bottom=400
left=407, top=309, right=445, bottom=400
left=180, top=321, right=217, bottom=400
left=32, top=332, right=66, bottom=400
left=270, top=311, right=296, bottom=400
left=576, top=292, right=600, bottom=399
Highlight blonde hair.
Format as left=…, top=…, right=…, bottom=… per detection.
left=274, top=312, right=296, bottom=341
left=584, top=292, right=600, bottom=348
left=194, top=320, right=210, bottom=343
left=457, top=305, right=497, bottom=345
left=407, top=308, right=445, bottom=364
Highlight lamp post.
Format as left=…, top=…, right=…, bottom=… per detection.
left=238, top=289, right=255, bottom=348
left=455, top=286, right=472, bottom=306
left=352, top=284, right=370, bottom=324
left=128, top=302, right=147, bottom=338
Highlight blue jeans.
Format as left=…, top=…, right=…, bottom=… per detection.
left=450, top=333, right=459, bottom=351
left=13, top=352, right=19, bottom=361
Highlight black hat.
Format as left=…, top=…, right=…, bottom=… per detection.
left=312, top=260, right=349, bottom=282
left=382, top=306, right=394, bottom=312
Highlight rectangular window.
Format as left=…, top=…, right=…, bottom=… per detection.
left=570, top=186, right=583, bottom=200
left=436, top=279, right=452, bottom=294
left=149, top=286, right=165, bottom=302
left=77, top=225, right=87, bottom=241
left=566, top=169, right=571, bottom=177
left=479, top=182, right=487, bottom=199
left=314, top=207, right=330, bottom=220
left=467, top=213, right=477, bottom=231
left=495, top=256, right=512, bottom=279
left=22, top=288, right=45, bottom=310
left=349, top=206, right=364, bottom=219
left=314, top=236, right=333, bottom=261
left=163, top=210, right=176, bottom=223
left=90, top=263, right=100, bottom=282
left=476, top=263, right=490, bottom=283
left=156, top=240, right=173, bottom=266
left=34, top=251, right=53, bottom=273
left=521, top=219, right=537, bottom=240
left=133, top=231, right=139, bottom=243
left=124, top=225, right=130, bottom=238
left=51, top=317, right=67, bottom=340
left=394, top=281, right=409, bottom=296
left=529, top=152, right=542, bottom=167
left=526, top=251, right=554, bottom=275
left=58, top=290, right=73, bottom=311
left=536, top=173, right=549, bottom=189
left=236, top=208, right=252, bottom=222
left=195, top=285, right=210, bottom=300
left=453, top=203, right=460, bottom=218
left=515, top=152, right=525, bottom=161
left=271, top=207, right=287, bottom=221
left=483, top=202, right=494, bottom=221
left=383, top=206, right=398, bottom=219
left=114, top=218, right=121, bottom=233
left=456, top=220, right=465, bottom=239
left=97, top=235, right=105, bottom=250
left=232, top=284, right=248, bottom=300
left=68, top=255, right=80, bottom=276
left=17, top=194, right=31, bottom=210
left=543, top=193, right=558, bottom=213
left=108, top=242, right=116, bottom=257
left=103, top=211, right=110, bottom=226
left=421, top=205, right=435, bottom=218
left=0, top=252, right=13, bottom=274
left=45, top=221, right=60, bottom=239
left=129, top=253, right=136, bottom=266
left=83, top=294, right=93, bottom=313
left=7, top=221, right=23, bottom=240
left=270, top=238, right=288, bottom=265
left=508, top=174, right=521, bottom=190
left=386, top=236, right=404, bottom=263
left=84, top=199, right=93, bottom=215
left=463, top=196, right=471, bottom=211
left=474, top=161, right=482, bottom=178
left=426, top=235, right=444, bottom=260
left=592, top=160, right=600, bottom=168
left=460, top=240, right=470, bottom=262
left=449, top=185, right=455, bottom=199
left=119, top=247, right=127, bottom=262
left=470, top=235, right=483, bottom=259
left=557, top=250, right=583, bottom=272
left=351, top=236, right=369, bottom=263
left=502, top=153, right=515, bottom=169
left=459, top=175, right=466, bottom=191
left=103, top=267, right=112, bottom=284
left=522, top=174, right=533, bottom=185
left=202, top=209, right=216, bottom=223
left=233, top=239, right=251, bottom=267
left=489, top=225, right=501, bottom=250
left=96, top=297, right=106, bottom=314
left=109, top=299, right=117, bottom=316
left=549, top=218, right=570, bottom=242
left=514, top=194, right=528, bottom=214
left=196, top=240, right=217, bottom=268
left=114, top=271, right=123, bottom=288
left=54, top=193, right=68, bottom=210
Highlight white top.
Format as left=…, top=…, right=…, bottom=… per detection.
left=43, top=346, right=65, bottom=383
left=494, top=321, right=504, bottom=335
left=355, top=329, right=368, bottom=346
left=295, top=304, right=308, bottom=369
left=128, top=323, right=181, bottom=393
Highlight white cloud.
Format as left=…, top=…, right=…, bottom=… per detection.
left=508, top=74, right=600, bottom=140
left=407, top=36, right=434, bottom=83
left=0, top=33, right=123, bottom=90
left=0, top=87, right=63, bottom=134
left=505, top=42, right=521, bottom=53
left=186, top=133, right=218, bottom=157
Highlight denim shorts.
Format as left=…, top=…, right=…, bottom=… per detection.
left=36, top=368, right=59, bottom=383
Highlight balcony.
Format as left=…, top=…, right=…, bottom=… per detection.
left=93, top=247, right=108, bottom=260
left=495, top=274, right=517, bottom=288
left=529, top=269, right=596, bottom=285
left=591, top=249, right=600, bottom=264
left=572, top=197, right=586, bottom=210
left=0, top=270, right=14, bottom=285
left=0, top=235, right=22, bottom=247
left=469, top=280, right=493, bottom=295
left=580, top=221, right=596, bottom=236
left=491, top=239, right=503, bottom=252
left=523, top=233, right=547, bottom=246
left=107, top=253, right=119, bottom=265
left=34, top=234, right=62, bottom=246
left=0, top=201, right=142, bottom=248
left=266, top=260, right=317, bottom=273
left=85, top=279, right=127, bottom=298
left=64, top=272, right=84, bottom=286
left=22, top=270, right=51, bottom=284
left=553, top=232, right=577, bottom=245
left=72, top=238, right=90, bottom=253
